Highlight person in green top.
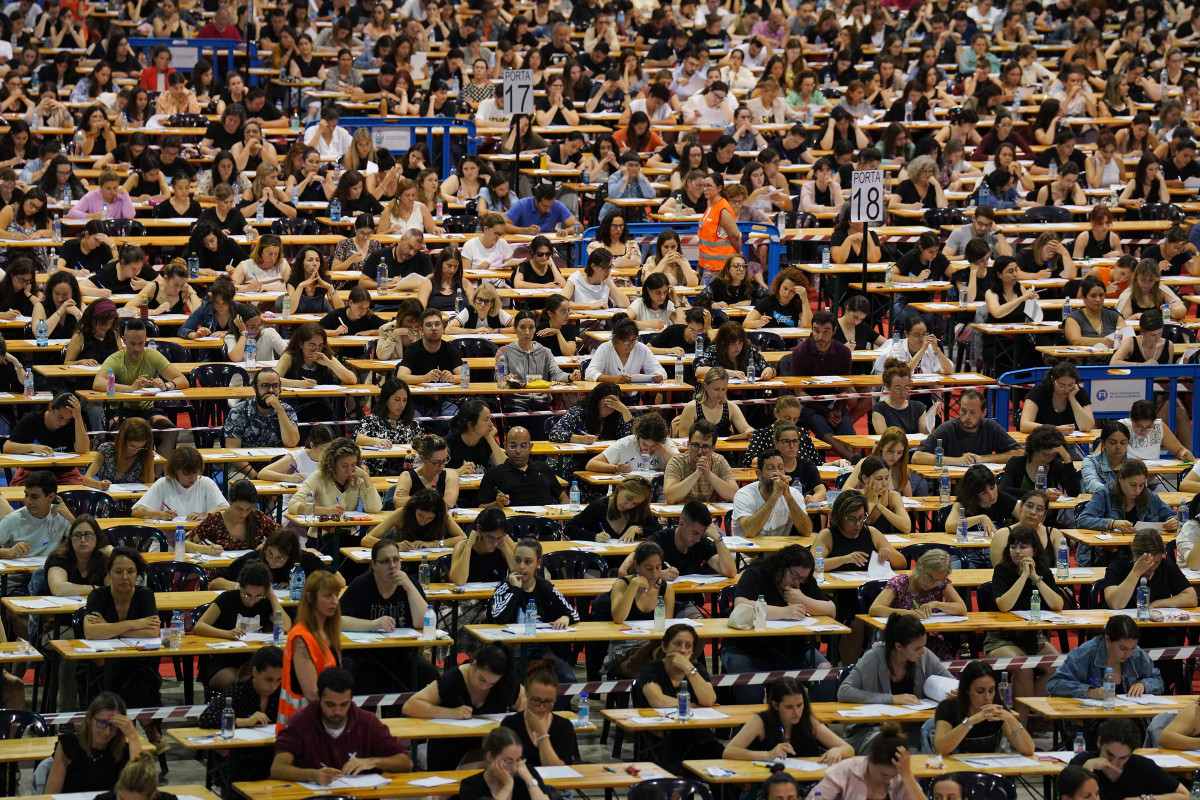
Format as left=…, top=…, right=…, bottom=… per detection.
left=785, top=70, right=831, bottom=110
left=91, top=318, right=189, bottom=452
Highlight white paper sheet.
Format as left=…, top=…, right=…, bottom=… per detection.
left=1023, top=297, right=1045, bottom=323
left=409, top=776, right=460, bottom=787
left=923, top=674, right=960, bottom=702
left=1144, top=754, right=1198, bottom=768
left=1117, top=694, right=1176, bottom=706
left=297, top=774, right=391, bottom=790
left=428, top=717, right=493, bottom=728
left=958, top=755, right=1039, bottom=768
left=653, top=707, right=730, bottom=720
left=781, top=759, right=827, bottom=771
left=867, top=554, right=896, bottom=579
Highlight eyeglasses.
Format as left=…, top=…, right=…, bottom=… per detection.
left=527, top=695, right=555, bottom=707
left=506, top=442, right=532, bottom=451
left=258, top=383, right=282, bottom=390
left=425, top=457, right=450, bottom=466
left=241, top=590, right=267, bottom=603
left=1021, top=502, right=1046, bottom=514
left=843, top=515, right=867, bottom=526
left=1055, top=382, right=1076, bottom=391
left=777, top=438, right=800, bottom=446
left=71, top=532, right=96, bottom=541
left=688, top=442, right=714, bottom=452
left=424, top=321, right=445, bottom=329
left=534, top=250, right=552, bottom=257
left=264, top=551, right=288, bottom=563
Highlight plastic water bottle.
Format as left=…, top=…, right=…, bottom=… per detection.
left=999, top=670, right=1012, bottom=707
left=461, top=361, right=471, bottom=390
left=256, top=201, right=264, bottom=223
left=1111, top=184, right=1120, bottom=207
left=1049, top=160, right=1058, bottom=179
left=187, top=255, right=199, bottom=278
left=525, top=599, right=538, bottom=636
left=576, top=691, right=590, bottom=728
left=423, top=604, right=436, bottom=640
left=288, top=564, right=305, bottom=601
left=805, top=105, right=813, bottom=126
left=169, top=610, right=183, bottom=650
left=330, top=198, right=342, bottom=222
left=1137, top=577, right=1149, bottom=621
left=1058, top=539, right=1069, bottom=580
left=904, top=100, right=913, bottom=122
left=74, top=130, right=84, bottom=156
left=939, top=466, right=950, bottom=504
left=675, top=352, right=683, bottom=380
left=31, top=73, right=39, bottom=95
left=495, top=356, right=505, bottom=385
left=695, top=335, right=706, bottom=362
left=653, top=596, right=666, bottom=632
left=1112, top=328, right=1123, bottom=349
left=290, top=110, right=300, bottom=132
left=754, top=594, right=767, bottom=630
left=958, top=518, right=968, bottom=542
left=1036, top=465, right=1046, bottom=490
left=641, top=451, right=650, bottom=475
left=273, top=610, right=284, bottom=646
left=100, top=203, right=108, bottom=221
left=52, top=215, right=61, bottom=243
left=281, top=294, right=291, bottom=318
left=34, top=318, right=48, bottom=349
left=1074, top=731, right=1086, bottom=753
left=1030, top=588, right=1041, bottom=622
left=244, top=332, right=257, bottom=368
left=22, top=370, right=33, bottom=398
left=821, top=246, right=830, bottom=268
left=569, top=481, right=581, bottom=511
left=1163, top=301, right=1171, bottom=319
left=220, top=694, right=235, bottom=740
left=290, top=186, right=299, bottom=206
left=455, top=288, right=465, bottom=313
left=174, top=524, right=186, bottom=559
left=884, top=263, right=895, bottom=287
left=678, top=683, right=691, bottom=721
left=747, top=359, right=756, bottom=383
left=304, top=490, right=315, bottom=521
left=1063, top=295, right=1072, bottom=317
left=674, top=192, right=683, bottom=218
left=375, top=129, right=384, bottom=148
left=106, top=369, right=115, bottom=397
left=959, top=285, right=968, bottom=308
left=435, top=197, right=443, bottom=219
left=419, top=554, right=431, bottom=588
left=814, top=546, right=824, bottom=581
left=934, top=439, right=944, bottom=468
left=1102, top=667, right=1115, bottom=710
left=146, top=339, right=157, bottom=357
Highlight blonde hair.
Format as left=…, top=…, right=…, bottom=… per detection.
left=251, top=162, right=281, bottom=201
left=913, top=549, right=951, bottom=580
left=774, top=394, right=801, bottom=416
left=473, top=283, right=501, bottom=316
left=114, top=752, right=158, bottom=796
left=872, top=426, right=911, bottom=493
left=696, top=365, right=728, bottom=404
left=298, top=570, right=342, bottom=655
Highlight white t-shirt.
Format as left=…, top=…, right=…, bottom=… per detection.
left=452, top=306, right=514, bottom=329
left=684, top=94, right=730, bottom=127
left=600, top=434, right=679, bottom=471
left=475, top=97, right=513, bottom=126
left=304, top=125, right=354, bottom=159
left=629, top=98, right=674, bottom=123
left=568, top=270, right=611, bottom=306
left=133, top=476, right=230, bottom=518
left=584, top=340, right=667, bottom=381
left=732, top=481, right=806, bottom=537
left=870, top=337, right=945, bottom=375
left=462, top=235, right=514, bottom=268
left=629, top=297, right=675, bottom=324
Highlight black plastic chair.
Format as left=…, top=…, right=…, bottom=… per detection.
left=715, top=585, right=736, bottom=617
left=191, top=363, right=251, bottom=441
left=270, top=217, right=321, bottom=236
left=1164, top=324, right=1198, bottom=345
left=777, top=353, right=792, bottom=376
left=146, top=561, right=209, bottom=592
left=976, top=581, right=995, bottom=612
left=120, top=318, right=159, bottom=337
left=59, top=489, right=118, bottom=519
left=919, top=772, right=1016, bottom=800
left=430, top=553, right=453, bottom=583
left=541, top=550, right=610, bottom=580
left=628, top=778, right=714, bottom=800
left=899, top=542, right=970, bottom=570
left=506, top=516, right=563, bottom=542
left=104, top=525, right=168, bottom=552
left=857, top=579, right=888, bottom=616
left=1085, top=578, right=1114, bottom=610
left=454, top=337, right=499, bottom=358
left=152, top=340, right=188, bottom=365
left=745, top=330, right=786, bottom=351
left=100, top=219, right=146, bottom=237
left=0, top=708, right=49, bottom=790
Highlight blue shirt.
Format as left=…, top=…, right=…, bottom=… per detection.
left=505, top=195, right=573, bottom=232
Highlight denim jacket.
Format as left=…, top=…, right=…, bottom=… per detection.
left=1080, top=453, right=1119, bottom=494
left=179, top=299, right=237, bottom=339
left=1045, top=634, right=1163, bottom=698
left=1076, top=485, right=1175, bottom=533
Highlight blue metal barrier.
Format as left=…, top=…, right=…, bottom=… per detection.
left=128, top=38, right=244, bottom=77
left=573, top=220, right=782, bottom=280
left=994, top=364, right=1200, bottom=456
left=335, top=117, right=478, bottom=180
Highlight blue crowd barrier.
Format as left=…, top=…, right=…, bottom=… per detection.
left=335, top=117, right=478, bottom=179
left=128, top=38, right=243, bottom=77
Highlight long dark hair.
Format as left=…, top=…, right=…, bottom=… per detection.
left=764, top=677, right=816, bottom=742
left=955, top=463, right=999, bottom=516
left=953, top=660, right=1003, bottom=715
left=581, top=382, right=625, bottom=439
left=377, top=377, right=415, bottom=425
left=0, top=257, right=34, bottom=308
left=1000, top=524, right=1050, bottom=577
left=37, top=155, right=85, bottom=197
left=712, top=321, right=751, bottom=372
left=391, top=488, right=453, bottom=542
left=450, top=398, right=489, bottom=436
left=49, top=515, right=109, bottom=587
left=472, top=643, right=520, bottom=709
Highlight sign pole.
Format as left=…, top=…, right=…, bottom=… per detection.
left=849, top=168, right=884, bottom=316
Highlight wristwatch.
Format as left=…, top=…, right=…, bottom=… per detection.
left=528, top=780, right=539, bottom=788
left=961, top=716, right=974, bottom=729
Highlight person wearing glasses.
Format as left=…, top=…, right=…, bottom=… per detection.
left=44, top=692, right=144, bottom=795
left=664, top=419, right=739, bottom=504
left=214, top=528, right=333, bottom=592
left=194, top=561, right=291, bottom=692
left=500, top=658, right=580, bottom=766
left=340, top=538, right=437, bottom=692
left=46, top=516, right=111, bottom=598
left=223, top=369, right=301, bottom=482
left=393, top=433, right=460, bottom=511
left=998, top=425, right=1081, bottom=527
left=479, top=427, right=568, bottom=508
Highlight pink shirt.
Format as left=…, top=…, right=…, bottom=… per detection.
left=807, top=757, right=916, bottom=800
left=65, top=189, right=135, bottom=219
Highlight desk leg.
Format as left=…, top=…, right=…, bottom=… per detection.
left=183, top=654, right=195, bottom=706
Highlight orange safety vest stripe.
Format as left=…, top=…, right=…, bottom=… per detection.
left=698, top=198, right=737, bottom=272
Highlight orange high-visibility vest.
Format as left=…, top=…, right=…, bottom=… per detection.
left=698, top=197, right=737, bottom=273
left=276, top=621, right=337, bottom=732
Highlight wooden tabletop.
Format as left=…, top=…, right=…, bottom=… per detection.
left=466, top=617, right=848, bottom=645
left=682, top=754, right=1067, bottom=783
left=603, top=702, right=934, bottom=733
left=1016, top=695, right=1200, bottom=720
left=859, top=609, right=1200, bottom=633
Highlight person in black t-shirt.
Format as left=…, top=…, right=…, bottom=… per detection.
left=1071, top=719, right=1188, bottom=800
left=649, top=309, right=708, bottom=355
left=59, top=221, right=115, bottom=276
left=932, top=660, right=1034, bottom=756
left=212, top=530, right=330, bottom=591
left=319, top=287, right=385, bottom=335
left=200, top=105, right=246, bottom=156
left=1163, top=139, right=1200, bottom=184
left=192, top=561, right=287, bottom=690
left=339, top=538, right=438, bottom=691
left=1032, top=130, right=1088, bottom=175
left=478, top=427, right=566, bottom=507
left=500, top=663, right=579, bottom=767
left=397, top=308, right=464, bottom=384
left=5, top=392, right=89, bottom=484
left=620, top=501, right=735, bottom=579
left=361, top=231, right=433, bottom=291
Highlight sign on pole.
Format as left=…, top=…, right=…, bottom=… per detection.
left=850, top=169, right=885, bottom=224
left=503, top=70, right=534, bottom=115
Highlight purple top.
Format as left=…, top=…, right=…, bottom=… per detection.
left=66, top=189, right=136, bottom=219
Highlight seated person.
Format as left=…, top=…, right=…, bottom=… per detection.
left=839, top=614, right=954, bottom=753
left=44, top=693, right=142, bottom=795
left=271, top=668, right=412, bottom=783
left=633, top=623, right=723, bottom=768
left=478, top=427, right=567, bottom=508
left=732, top=450, right=814, bottom=538
left=459, top=727, right=552, bottom=800
left=1047, top=615, right=1163, bottom=700
left=499, top=660, right=580, bottom=767
left=913, top=389, right=1022, bottom=467
left=719, top=545, right=834, bottom=703
left=196, top=645, right=283, bottom=781
left=563, top=477, right=655, bottom=543
left=931, top=660, right=1034, bottom=755
left=664, top=420, right=739, bottom=504
left=615, top=501, right=737, bottom=603
left=192, top=561, right=290, bottom=691
left=585, top=412, right=678, bottom=476
left=402, top=644, right=524, bottom=770
left=1018, top=361, right=1095, bottom=441
left=867, top=550, right=968, bottom=659
left=807, top=723, right=928, bottom=800
left=448, top=507, right=517, bottom=586
left=998, top=425, right=1081, bottom=505
left=1078, top=459, right=1178, bottom=539
left=604, top=541, right=675, bottom=677
left=945, top=464, right=1017, bottom=537
left=1070, top=719, right=1188, bottom=800
left=990, top=489, right=1065, bottom=567
left=724, top=676, right=853, bottom=762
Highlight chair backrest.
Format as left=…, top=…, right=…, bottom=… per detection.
left=899, top=542, right=970, bottom=570
left=1164, top=323, right=1198, bottom=345
left=152, top=340, right=188, bottom=365
left=454, top=337, right=499, bottom=358
left=919, top=772, right=1016, bottom=800
left=1086, top=578, right=1113, bottom=610
left=146, top=561, right=209, bottom=592
left=0, top=710, right=48, bottom=740
left=506, top=516, right=563, bottom=542
left=628, top=778, right=713, bottom=800
left=104, top=525, right=167, bottom=552
left=975, top=581, right=995, bottom=612
left=1021, top=206, right=1072, bottom=223
left=715, top=584, right=737, bottom=617
left=540, top=550, right=610, bottom=580
left=745, top=330, right=785, bottom=351
left=59, top=490, right=118, bottom=519
left=430, top=553, right=453, bottom=583
left=777, top=353, right=792, bottom=376
left=191, top=363, right=251, bottom=389
left=857, top=579, right=888, bottom=614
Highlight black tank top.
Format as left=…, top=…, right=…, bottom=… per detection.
left=751, top=710, right=822, bottom=758
left=404, top=466, right=447, bottom=495
left=828, top=527, right=875, bottom=560
left=614, top=575, right=666, bottom=621
left=1130, top=335, right=1170, bottom=364
left=1079, top=230, right=1108, bottom=259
